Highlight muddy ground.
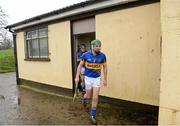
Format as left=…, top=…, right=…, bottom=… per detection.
left=0, top=72, right=158, bottom=125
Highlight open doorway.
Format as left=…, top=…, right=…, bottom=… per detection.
left=72, top=32, right=95, bottom=77
left=74, top=33, right=95, bottom=68
left=72, top=32, right=95, bottom=94
left=71, top=17, right=95, bottom=94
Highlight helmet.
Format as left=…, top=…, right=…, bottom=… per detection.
left=91, top=39, right=101, bottom=45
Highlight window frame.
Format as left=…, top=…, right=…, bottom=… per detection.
left=24, top=26, right=50, bottom=61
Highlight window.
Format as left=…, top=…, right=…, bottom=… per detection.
left=25, top=27, right=49, bottom=59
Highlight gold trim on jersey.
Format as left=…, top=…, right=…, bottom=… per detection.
left=85, top=62, right=102, bottom=70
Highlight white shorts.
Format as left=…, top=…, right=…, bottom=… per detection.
left=81, top=67, right=85, bottom=75
left=85, top=76, right=101, bottom=90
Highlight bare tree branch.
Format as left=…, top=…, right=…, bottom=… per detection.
left=0, top=6, right=13, bottom=49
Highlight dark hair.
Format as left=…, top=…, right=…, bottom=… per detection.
left=81, top=44, right=86, bottom=48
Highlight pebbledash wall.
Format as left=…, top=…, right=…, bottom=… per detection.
left=15, top=2, right=161, bottom=106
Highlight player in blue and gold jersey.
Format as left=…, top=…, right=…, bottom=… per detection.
left=76, top=44, right=87, bottom=92
left=75, top=39, right=108, bottom=124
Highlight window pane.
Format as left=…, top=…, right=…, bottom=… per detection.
left=39, top=28, right=48, bottom=38
left=25, top=27, right=48, bottom=59
left=32, top=39, right=39, bottom=57
left=39, top=38, right=48, bottom=57
left=27, top=32, right=31, bottom=40
left=27, top=40, right=33, bottom=58
left=31, top=30, right=38, bottom=39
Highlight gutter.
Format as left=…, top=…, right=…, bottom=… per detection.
left=6, top=28, right=19, bottom=85
left=7, top=0, right=138, bottom=31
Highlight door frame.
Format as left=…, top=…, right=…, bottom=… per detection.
left=70, top=29, right=95, bottom=95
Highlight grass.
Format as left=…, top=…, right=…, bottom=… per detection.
left=0, top=49, right=15, bottom=73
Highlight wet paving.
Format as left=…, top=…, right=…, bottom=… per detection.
left=0, top=72, right=158, bottom=125
left=0, top=72, right=19, bottom=124
left=0, top=72, right=80, bottom=125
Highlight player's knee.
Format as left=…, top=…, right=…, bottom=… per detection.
left=84, top=93, right=91, bottom=99
left=86, top=95, right=91, bottom=99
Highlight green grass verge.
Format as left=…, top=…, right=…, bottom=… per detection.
left=0, top=49, right=15, bottom=73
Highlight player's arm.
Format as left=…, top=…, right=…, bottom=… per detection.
left=75, top=60, right=84, bottom=84
left=103, top=62, right=108, bottom=86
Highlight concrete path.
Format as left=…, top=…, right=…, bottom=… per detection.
left=0, top=72, right=157, bottom=125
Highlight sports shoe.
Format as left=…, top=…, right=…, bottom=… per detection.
left=90, top=116, right=97, bottom=125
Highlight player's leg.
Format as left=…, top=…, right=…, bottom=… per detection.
left=89, top=77, right=101, bottom=124
left=82, top=76, right=92, bottom=106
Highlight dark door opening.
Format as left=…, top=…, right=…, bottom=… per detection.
left=71, top=17, right=95, bottom=95
left=72, top=32, right=95, bottom=94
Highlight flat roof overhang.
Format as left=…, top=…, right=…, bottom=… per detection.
left=6, top=0, right=138, bottom=31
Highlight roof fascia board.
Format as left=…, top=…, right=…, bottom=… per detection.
left=11, top=0, right=138, bottom=31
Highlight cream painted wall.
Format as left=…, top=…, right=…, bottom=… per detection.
left=159, top=108, right=180, bottom=125
left=16, top=21, right=72, bottom=89
left=16, top=2, right=161, bottom=106
left=96, top=3, right=161, bottom=106
left=159, top=0, right=180, bottom=125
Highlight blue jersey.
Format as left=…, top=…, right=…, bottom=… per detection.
left=76, top=51, right=86, bottom=59
left=81, top=51, right=106, bottom=78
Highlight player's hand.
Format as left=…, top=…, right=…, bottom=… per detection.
left=103, top=79, right=107, bottom=87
